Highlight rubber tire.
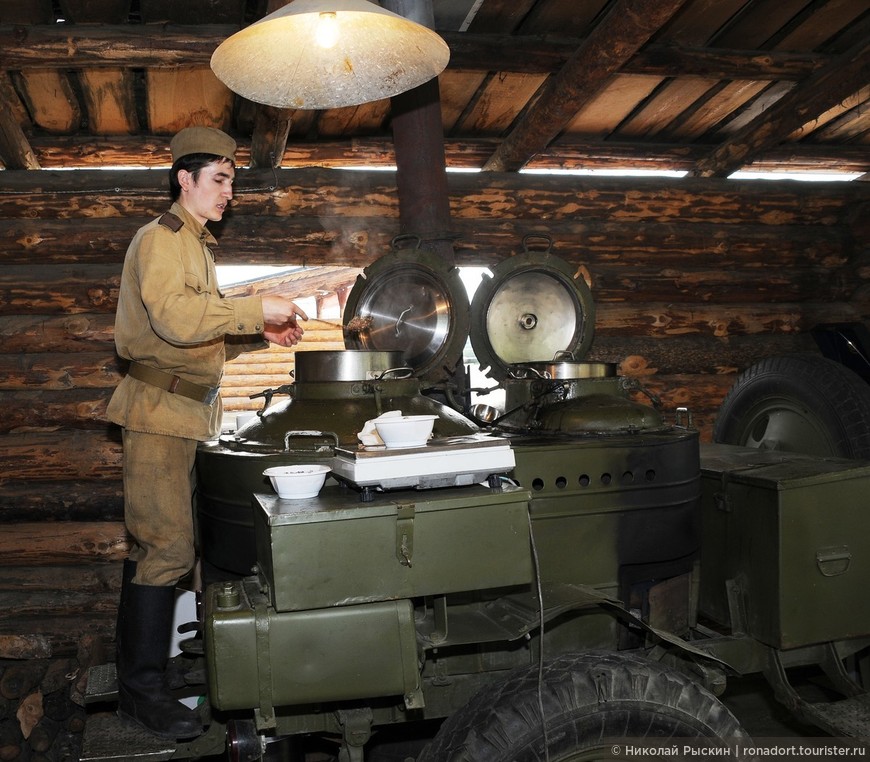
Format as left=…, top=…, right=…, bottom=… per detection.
left=416, top=651, right=750, bottom=762
left=713, top=354, right=870, bottom=459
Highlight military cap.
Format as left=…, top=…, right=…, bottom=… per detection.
left=170, top=126, right=237, bottom=162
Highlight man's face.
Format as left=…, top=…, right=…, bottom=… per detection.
left=178, top=159, right=235, bottom=225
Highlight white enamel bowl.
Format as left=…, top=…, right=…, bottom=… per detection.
left=263, top=464, right=330, bottom=499
left=374, top=414, right=437, bottom=449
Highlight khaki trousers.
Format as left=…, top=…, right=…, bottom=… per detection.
left=122, top=429, right=198, bottom=587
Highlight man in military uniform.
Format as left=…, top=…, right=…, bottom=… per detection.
left=107, top=126, right=308, bottom=739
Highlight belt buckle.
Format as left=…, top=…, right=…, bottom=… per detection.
left=204, top=386, right=220, bottom=405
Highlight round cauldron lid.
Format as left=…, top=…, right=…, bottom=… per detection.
left=469, top=237, right=596, bottom=381
left=342, top=242, right=470, bottom=383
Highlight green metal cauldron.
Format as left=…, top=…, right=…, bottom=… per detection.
left=195, top=350, right=478, bottom=575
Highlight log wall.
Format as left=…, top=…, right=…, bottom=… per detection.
left=0, top=166, right=867, bottom=657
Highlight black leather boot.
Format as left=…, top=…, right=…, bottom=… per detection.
left=116, top=573, right=202, bottom=740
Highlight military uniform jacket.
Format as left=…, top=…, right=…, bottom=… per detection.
left=107, top=202, right=267, bottom=441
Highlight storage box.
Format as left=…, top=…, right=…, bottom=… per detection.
left=699, top=443, right=870, bottom=649
left=254, top=484, right=533, bottom=612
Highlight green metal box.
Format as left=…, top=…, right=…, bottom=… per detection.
left=699, top=443, right=870, bottom=650
left=204, top=579, right=422, bottom=711
left=253, top=484, right=533, bottom=612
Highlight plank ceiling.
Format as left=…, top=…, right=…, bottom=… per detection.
left=0, top=0, right=867, bottom=177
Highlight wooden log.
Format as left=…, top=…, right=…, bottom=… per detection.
left=587, top=333, right=819, bottom=376
left=29, top=717, right=59, bottom=754
left=0, top=565, right=120, bottom=594
left=0, top=665, right=43, bottom=700
left=0, top=431, right=121, bottom=482
left=0, top=352, right=122, bottom=390
left=0, top=636, right=52, bottom=660
left=42, top=691, right=77, bottom=723
left=635, top=372, right=736, bottom=442
left=219, top=376, right=299, bottom=392
left=0, top=590, right=118, bottom=619
left=0, top=480, right=122, bottom=522
left=482, top=0, right=697, bottom=172
left=0, top=216, right=852, bottom=267
left=0, top=261, right=861, bottom=325
left=0, top=522, right=128, bottom=565
left=582, top=264, right=857, bottom=303
left=0, top=614, right=115, bottom=659
left=0, top=390, right=111, bottom=433
left=594, top=301, right=869, bottom=337
left=0, top=717, right=22, bottom=761
left=0, top=72, right=39, bottom=171
left=692, top=36, right=870, bottom=178
left=0, top=314, right=115, bottom=353
left=0, top=24, right=830, bottom=80
left=0, top=265, right=119, bottom=315
left=0, top=23, right=239, bottom=69
left=24, top=135, right=870, bottom=175
left=0, top=169, right=862, bottom=227
left=37, top=660, right=75, bottom=697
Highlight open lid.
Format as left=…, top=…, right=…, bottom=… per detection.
left=469, top=236, right=596, bottom=381
left=342, top=238, right=470, bottom=384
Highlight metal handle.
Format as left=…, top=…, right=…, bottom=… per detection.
left=816, top=546, right=851, bottom=577
left=283, top=430, right=339, bottom=452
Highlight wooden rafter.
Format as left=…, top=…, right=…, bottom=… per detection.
left=0, top=72, right=39, bottom=170
left=481, top=0, right=693, bottom=172
left=247, top=0, right=294, bottom=169
left=691, top=31, right=870, bottom=178
left=24, top=134, right=870, bottom=175
left=0, top=24, right=830, bottom=81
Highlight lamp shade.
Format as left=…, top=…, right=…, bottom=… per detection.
left=210, top=0, right=450, bottom=110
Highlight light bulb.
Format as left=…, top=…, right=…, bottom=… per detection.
left=315, top=12, right=339, bottom=49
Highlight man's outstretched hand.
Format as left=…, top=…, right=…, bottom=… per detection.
left=262, top=296, right=308, bottom=346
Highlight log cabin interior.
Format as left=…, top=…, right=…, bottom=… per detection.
left=0, top=0, right=868, bottom=757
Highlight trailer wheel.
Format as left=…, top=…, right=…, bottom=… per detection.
left=417, top=651, right=750, bottom=762
left=713, top=354, right=870, bottom=459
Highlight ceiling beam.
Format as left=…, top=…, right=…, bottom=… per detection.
left=0, top=72, right=39, bottom=170
left=481, top=0, right=693, bottom=172
left=0, top=24, right=829, bottom=81
left=247, top=0, right=293, bottom=169
left=691, top=31, right=870, bottom=178
left=26, top=134, right=869, bottom=175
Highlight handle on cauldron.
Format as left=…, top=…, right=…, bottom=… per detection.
left=508, top=366, right=549, bottom=380
left=391, top=233, right=422, bottom=251
left=249, top=383, right=295, bottom=417
left=283, top=430, right=340, bottom=452
left=521, top=233, right=552, bottom=253
left=374, top=366, right=415, bottom=380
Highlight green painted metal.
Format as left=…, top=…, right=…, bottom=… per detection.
left=205, top=579, right=420, bottom=712
left=699, top=443, right=870, bottom=650
left=195, top=368, right=478, bottom=575
left=252, top=484, right=533, bottom=612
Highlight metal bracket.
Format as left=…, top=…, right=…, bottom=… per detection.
left=253, top=600, right=275, bottom=729
left=396, top=502, right=415, bottom=567
left=336, top=708, right=373, bottom=762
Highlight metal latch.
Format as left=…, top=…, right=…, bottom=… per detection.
left=816, top=546, right=851, bottom=577
left=396, top=503, right=415, bottom=567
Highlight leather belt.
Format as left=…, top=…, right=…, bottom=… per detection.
left=127, top=361, right=220, bottom=405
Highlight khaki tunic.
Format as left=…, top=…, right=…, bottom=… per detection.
left=107, top=202, right=266, bottom=441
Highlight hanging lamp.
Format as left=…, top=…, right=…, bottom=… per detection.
left=210, top=0, right=450, bottom=110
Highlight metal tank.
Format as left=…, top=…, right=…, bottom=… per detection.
left=339, top=237, right=700, bottom=640
left=84, top=238, right=870, bottom=762
left=195, top=349, right=478, bottom=576
left=461, top=240, right=700, bottom=646
left=198, top=240, right=707, bottom=757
